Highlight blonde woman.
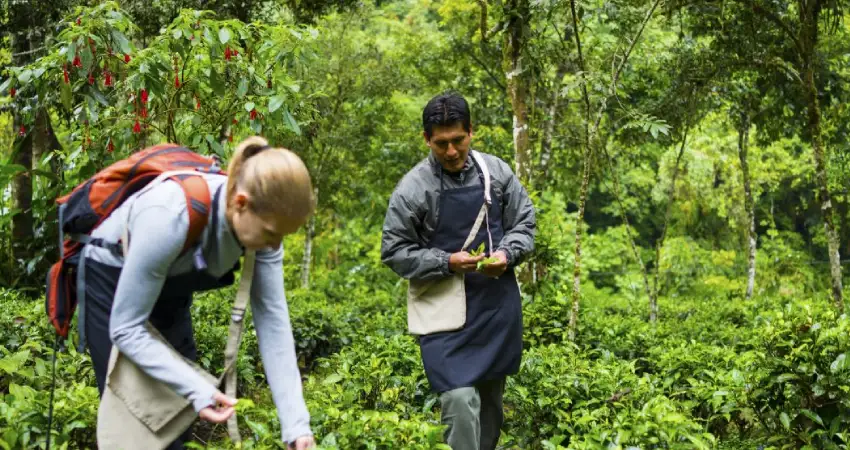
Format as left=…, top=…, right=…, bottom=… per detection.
left=79, top=137, right=315, bottom=449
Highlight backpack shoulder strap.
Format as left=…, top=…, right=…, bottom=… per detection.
left=120, top=170, right=214, bottom=258
left=171, top=174, right=212, bottom=253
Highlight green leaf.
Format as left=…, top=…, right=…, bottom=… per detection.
left=237, top=78, right=248, bottom=98
left=476, top=256, right=500, bottom=270
left=111, top=30, right=132, bottom=54
left=268, top=95, right=285, bottom=113
left=67, top=41, right=77, bottom=63
left=776, top=373, right=798, bottom=383
left=0, top=164, right=27, bottom=176
left=780, top=412, right=791, bottom=430
left=322, top=373, right=343, bottom=385
left=209, top=67, right=224, bottom=96
left=283, top=107, right=301, bottom=135
left=61, top=83, right=73, bottom=110
left=244, top=101, right=255, bottom=112
left=173, top=28, right=183, bottom=39
left=0, top=78, right=11, bottom=94
left=205, top=135, right=225, bottom=157
left=830, top=353, right=847, bottom=373
left=800, top=409, right=824, bottom=427
left=88, top=85, right=110, bottom=106
left=80, top=47, right=94, bottom=70
left=219, top=28, right=231, bottom=44
left=17, top=69, right=33, bottom=84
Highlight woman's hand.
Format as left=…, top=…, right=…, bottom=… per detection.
left=199, top=392, right=237, bottom=423
left=288, top=435, right=316, bottom=450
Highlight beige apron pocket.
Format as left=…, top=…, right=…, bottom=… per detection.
left=407, top=273, right=466, bottom=335
left=97, top=325, right=217, bottom=450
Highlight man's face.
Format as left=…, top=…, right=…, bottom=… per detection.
left=424, top=122, right=472, bottom=173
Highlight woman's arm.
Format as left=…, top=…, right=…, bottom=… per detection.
left=250, top=245, right=313, bottom=444
left=108, top=183, right=220, bottom=413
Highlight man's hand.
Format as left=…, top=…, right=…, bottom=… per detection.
left=449, top=251, right=485, bottom=273
left=288, top=435, right=316, bottom=450
left=477, top=250, right=508, bottom=278
left=199, top=392, right=237, bottom=423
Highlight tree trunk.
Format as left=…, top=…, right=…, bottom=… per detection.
left=800, top=1, right=843, bottom=311
left=32, top=108, right=64, bottom=263
left=301, top=213, right=316, bottom=289
left=539, top=64, right=567, bottom=183
left=503, top=0, right=532, bottom=186
left=737, top=110, right=757, bottom=299
left=569, top=145, right=592, bottom=342
left=651, top=128, right=689, bottom=318
left=10, top=21, right=33, bottom=265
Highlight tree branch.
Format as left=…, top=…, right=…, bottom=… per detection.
left=750, top=1, right=804, bottom=59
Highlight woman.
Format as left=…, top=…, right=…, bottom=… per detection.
left=80, top=136, right=315, bottom=449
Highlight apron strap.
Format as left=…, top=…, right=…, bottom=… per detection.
left=468, top=151, right=494, bottom=253
left=223, top=249, right=255, bottom=443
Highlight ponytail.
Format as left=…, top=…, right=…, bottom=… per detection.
left=226, top=136, right=315, bottom=221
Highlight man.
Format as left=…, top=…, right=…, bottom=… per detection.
left=380, top=91, right=536, bottom=450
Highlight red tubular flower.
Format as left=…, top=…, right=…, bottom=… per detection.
left=224, top=46, right=231, bottom=60
left=141, top=89, right=148, bottom=104
left=10, top=87, right=15, bottom=98
left=63, top=65, right=70, bottom=84
left=250, top=109, right=258, bottom=120
left=174, top=74, right=181, bottom=89
left=104, top=71, right=112, bottom=87
left=88, top=73, right=95, bottom=85
left=19, top=125, right=26, bottom=136
left=108, top=140, right=115, bottom=152
left=124, top=54, right=131, bottom=63
left=140, top=107, right=148, bottom=119
left=73, top=55, right=82, bottom=68
left=133, top=120, right=141, bottom=133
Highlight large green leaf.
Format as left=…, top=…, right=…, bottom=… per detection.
left=219, top=27, right=231, bottom=44
left=111, top=30, right=132, bottom=54
left=283, top=107, right=301, bottom=136
left=268, top=95, right=284, bottom=113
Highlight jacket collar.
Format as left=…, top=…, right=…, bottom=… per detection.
left=428, top=151, right=474, bottom=177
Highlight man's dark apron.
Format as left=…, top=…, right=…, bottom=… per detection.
left=418, top=162, right=523, bottom=393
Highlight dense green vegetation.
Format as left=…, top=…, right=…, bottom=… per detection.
left=2, top=0, right=850, bottom=448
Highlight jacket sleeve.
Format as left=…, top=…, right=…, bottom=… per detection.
left=495, top=160, right=536, bottom=267
left=109, top=188, right=220, bottom=413
left=381, top=185, right=452, bottom=281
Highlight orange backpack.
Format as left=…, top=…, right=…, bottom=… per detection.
left=45, top=143, right=225, bottom=341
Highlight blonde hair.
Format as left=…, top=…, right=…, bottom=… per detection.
left=226, top=136, right=315, bottom=222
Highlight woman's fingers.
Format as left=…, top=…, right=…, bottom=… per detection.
left=199, top=392, right=238, bottom=423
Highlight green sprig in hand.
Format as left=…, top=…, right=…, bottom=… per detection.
left=469, top=243, right=499, bottom=271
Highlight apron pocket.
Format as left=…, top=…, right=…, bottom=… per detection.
left=407, top=273, right=466, bottom=335
left=97, top=324, right=217, bottom=449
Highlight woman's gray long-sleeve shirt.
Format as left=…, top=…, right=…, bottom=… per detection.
left=83, top=173, right=311, bottom=443
left=381, top=151, right=536, bottom=281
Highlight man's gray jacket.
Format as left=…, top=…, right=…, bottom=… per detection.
left=381, top=150, right=536, bottom=281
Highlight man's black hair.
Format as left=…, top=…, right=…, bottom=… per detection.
left=422, top=91, right=472, bottom=139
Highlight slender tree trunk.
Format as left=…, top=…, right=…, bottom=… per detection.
left=539, top=64, right=567, bottom=183
left=32, top=108, right=63, bottom=263
left=737, top=110, right=757, bottom=299
left=650, top=128, right=689, bottom=318
left=601, top=137, right=656, bottom=321
left=503, top=0, right=532, bottom=186
left=10, top=22, right=33, bottom=265
left=569, top=146, right=592, bottom=341
left=301, top=188, right=318, bottom=289
left=800, top=1, right=843, bottom=311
